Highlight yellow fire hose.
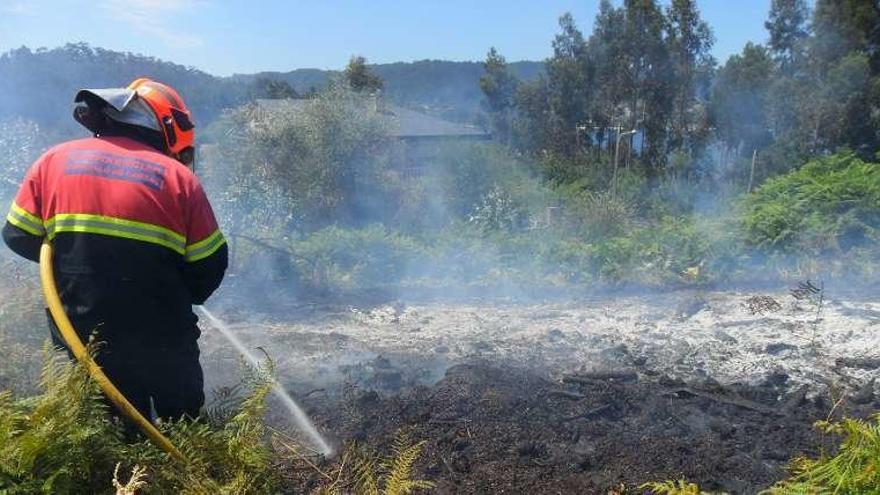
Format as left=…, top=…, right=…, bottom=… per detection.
left=39, top=241, right=186, bottom=462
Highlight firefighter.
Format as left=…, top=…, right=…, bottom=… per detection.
left=2, top=78, right=227, bottom=421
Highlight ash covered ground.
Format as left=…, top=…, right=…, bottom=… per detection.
left=200, top=287, right=880, bottom=493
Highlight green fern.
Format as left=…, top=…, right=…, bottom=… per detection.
left=353, top=445, right=381, bottom=495
left=0, top=345, right=281, bottom=494
left=381, top=432, right=434, bottom=495
left=640, top=479, right=710, bottom=495
left=205, top=383, right=245, bottom=427
left=0, top=344, right=125, bottom=494
left=312, top=430, right=434, bottom=495
left=763, top=415, right=880, bottom=495
left=0, top=345, right=437, bottom=494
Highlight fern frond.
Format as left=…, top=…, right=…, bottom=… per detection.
left=354, top=443, right=380, bottom=495
left=379, top=431, right=434, bottom=495
left=764, top=415, right=880, bottom=494
left=640, top=479, right=705, bottom=495
left=112, top=462, right=148, bottom=495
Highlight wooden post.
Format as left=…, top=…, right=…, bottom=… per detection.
left=747, top=148, right=757, bottom=193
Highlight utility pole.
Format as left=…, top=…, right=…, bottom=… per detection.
left=613, top=129, right=637, bottom=196
left=747, top=148, right=757, bottom=193
left=625, top=130, right=637, bottom=171
left=575, top=123, right=588, bottom=149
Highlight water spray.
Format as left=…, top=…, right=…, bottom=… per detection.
left=196, top=306, right=335, bottom=457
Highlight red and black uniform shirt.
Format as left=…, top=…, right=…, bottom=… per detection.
left=3, top=136, right=227, bottom=350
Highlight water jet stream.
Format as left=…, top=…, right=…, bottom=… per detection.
left=196, top=306, right=335, bottom=457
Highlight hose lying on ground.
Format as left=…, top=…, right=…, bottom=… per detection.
left=39, top=240, right=186, bottom=462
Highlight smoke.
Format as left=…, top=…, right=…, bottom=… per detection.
left=200, top=84, right=880, bottom=313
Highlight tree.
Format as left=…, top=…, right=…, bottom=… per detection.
left=667, top=0, right=715, bottom=156
left=214, top=85, right=389, bottom=230
left=798, top=0, right=880, bottom=155
left=512, top=76, right=552, bottom=153
left=586, top=0, right=627, bottom=158
left=811, top=0, right=880, bottom=74
left=344, top=56, right=384, bottom=94
left=764, top=0, right=810, bottom=72
left=545, top=12, right=594, bottom=157
left=621, top=0, right=674, bottom=171
left=710, top=43, right=774, bottom=155
left=251, top=77, right=299, bottom=99
left=479, top=47, right=519, bottom=144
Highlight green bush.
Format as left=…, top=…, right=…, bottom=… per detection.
left=467, top=184, right=528, bottom=232
left=0, top=255, right=45, bottom=395
left=0, top=118, right=54, bottom=202
left=559, top=186, right=638, bottom=239
left=0, top=348, right=280, bottom=494
left=742, top=151, right=880, bottom=253
left=207, top=84, right=389, bottom=231
left=271, top=212, right=737, bottom=292
left=288, top=225, right=426, bottom=291
left=389, top=141, right=550, bottom=232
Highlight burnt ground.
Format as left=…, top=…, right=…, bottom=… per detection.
left=197, top=288, right=880, bottom=493
left=285, top=362, right=877, bottom=494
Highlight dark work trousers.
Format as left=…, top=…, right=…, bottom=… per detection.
left=48, top=312, right=205, bottom=424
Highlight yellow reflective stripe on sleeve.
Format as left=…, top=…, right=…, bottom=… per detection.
left=6, top=202, right=45, bottom=236
left=11, top=202, right=42, bottom=226
left=44, top=214, right=186, bottom=254
left=185, top=229, right=226, bottom=262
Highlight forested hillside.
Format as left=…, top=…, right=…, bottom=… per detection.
left=0, top=44, right=542, bottom=131
left=239, top=59, right=543, bottom=122
left=0, top=44, right=241, bottom=132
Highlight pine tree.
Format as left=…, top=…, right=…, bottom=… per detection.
left=345, top=56, right=384, bottom=94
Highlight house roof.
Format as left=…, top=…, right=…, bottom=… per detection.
left=255, top=98, right=490, bottom=139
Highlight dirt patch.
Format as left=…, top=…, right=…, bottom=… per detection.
left=297, top=363, right=877, bottom=494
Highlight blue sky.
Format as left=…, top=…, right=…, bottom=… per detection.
left=0, top=1, right=776, bottom=76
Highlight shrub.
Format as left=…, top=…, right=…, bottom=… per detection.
left=742, top=151, right=880, bottom=253
left=388, top=141, right=550, bottom=232
left=0, top=254, right=45, bottom=394
left=564, top=188, right=638, bottom=239
left=207, top=84, right=389, bottom=231
left=538, top=152, right=609, bottom=186
left=288, top=225, right=426, bottom=291
left=0, top=118, right=52, bottom=202
left=467, top=184, right=528, bottom=232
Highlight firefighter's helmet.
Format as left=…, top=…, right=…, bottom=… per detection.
left=73, top=78, right=195, bottom=165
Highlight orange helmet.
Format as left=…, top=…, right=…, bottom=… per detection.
left=127, top=78, right=195, bottom=162
left=74, top=78, right=196, bottom=165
